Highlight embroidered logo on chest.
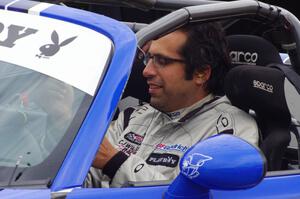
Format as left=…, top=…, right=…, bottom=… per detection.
left=118, top=140, right=140, bottom=155
left=216, top=113, right=233, bottom=134
left=156, top=143, right=188, bottom=153
left=124, top=132, right=144, bottom=145
left=146, top=153, right=179, bottom=167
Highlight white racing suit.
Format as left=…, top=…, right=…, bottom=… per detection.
left=85, top=94, right=258, bottom=187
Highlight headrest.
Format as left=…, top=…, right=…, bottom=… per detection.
left=224, top=65, right=290, bottom=122
left=122, top=56, right=150, bottom=102
left=227, top=35, right=283, bottom=67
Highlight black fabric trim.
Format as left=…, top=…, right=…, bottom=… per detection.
left=123, top=107, right=135, bottom=130
left=218, top=129, right=234, bottom=135
left=102, top=151, right=129, bottom=179
left=179, top=97, right=220, bottom=122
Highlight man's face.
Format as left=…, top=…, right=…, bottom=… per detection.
left=143, top=30, right=207, bottom=112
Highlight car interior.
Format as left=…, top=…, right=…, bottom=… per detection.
left=223, top=30, right=300, bottom=172
left=225, top=34, right=297, bottom=171
left=119, top=20, right=300, bottom=174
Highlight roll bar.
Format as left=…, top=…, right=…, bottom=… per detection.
left=61, top=0, right=221, bottom=11
left=136, top=0, right=300, bottom=74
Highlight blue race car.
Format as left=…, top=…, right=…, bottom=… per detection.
left=0, top=0, right=300, bottom=198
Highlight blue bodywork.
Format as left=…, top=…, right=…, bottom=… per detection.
left=0, top=189, right=50, bottom=199
left=1, top=0, right=300, bottom=199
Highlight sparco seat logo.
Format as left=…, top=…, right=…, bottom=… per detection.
left=230, top=51, right=258, bottom=65
left=181, top=153, right=212, bottom=179
left=253, top=80, right=273, bottom=93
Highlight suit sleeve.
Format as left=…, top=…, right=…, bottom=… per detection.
left=104, top=153, right=177, bottom=187
left=215, top=108, right=259, bottom=147
left=233, top=111, right=259, bottom=146
left=84, top=109, right=128, bottom=188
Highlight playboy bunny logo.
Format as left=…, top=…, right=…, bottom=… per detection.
left=36, top=30, right=77, bottom=58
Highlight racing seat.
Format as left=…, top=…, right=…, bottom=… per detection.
left=225, top=34, right=290, bottom=170
left=224, top=64, right=300, bottom=171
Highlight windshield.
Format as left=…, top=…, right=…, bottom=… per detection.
left=0, top=7, right=114, bottom=187
left=0, top=61, right=93, bottom=187
left=0, top=61, right=85, bottom=167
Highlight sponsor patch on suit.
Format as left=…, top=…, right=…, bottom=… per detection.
left=146, top=153, right=179, bottom=167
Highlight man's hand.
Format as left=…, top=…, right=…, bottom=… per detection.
left=92, top=137, right=118, bottom=169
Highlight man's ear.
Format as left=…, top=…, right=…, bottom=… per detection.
left=193, top=65, right=211, bottom=85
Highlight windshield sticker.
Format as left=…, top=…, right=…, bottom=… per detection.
left=0, top=9, right=112, bottom=96
left=37, top=30, right=77, bottom=59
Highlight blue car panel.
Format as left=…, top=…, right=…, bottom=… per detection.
left=66, top=186, right=168, bottom=199
left=1, top=0, right=300, bottom=198
left=0, top=189, right=50, bottom=199
left=213, top=174, right=300, bottom=198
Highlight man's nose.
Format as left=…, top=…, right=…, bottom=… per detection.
left=142, top=60, right=156, bottom=78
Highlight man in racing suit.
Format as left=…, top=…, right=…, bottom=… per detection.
left=85, top=22, right=258, bottom=188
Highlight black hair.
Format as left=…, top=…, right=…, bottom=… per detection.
left=179, top=22, right=231, bottom=95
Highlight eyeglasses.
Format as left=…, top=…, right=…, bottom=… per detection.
left=143, top=52, right=185, bottom=68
